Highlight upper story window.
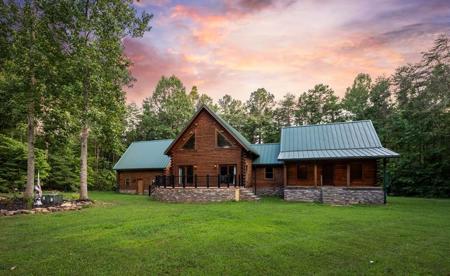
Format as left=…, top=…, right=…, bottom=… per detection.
left=350, top=163, right=363, bottom=181
left=217, top=131, right=232, bottom=148
left=182, top=134, right=195, bottom=150
left=297, top=164, right=308, bottom=179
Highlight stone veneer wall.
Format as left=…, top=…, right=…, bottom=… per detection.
left=151, top=187, right=236, bottom=202
left=284, top=187, right=321, bottom=202
left=321, top=187, right=384, bottom=205
left=255, top=187, right=284, bottom=197
left=119, top=189, right=149, bottom=195
left=284, top=186, right=384, bottom=205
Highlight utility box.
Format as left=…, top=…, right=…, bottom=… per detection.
left=41, top=194, right=63, bottom=205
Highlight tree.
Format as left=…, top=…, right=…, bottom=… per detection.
left=386, top=35, right=450, bottom=197
left=47, top=0, right=152, bottom=200
left=295, top=84, right=342, bottom=125
left=0, top=1, right=61, bottom=200
left=342, top=73, right=372, bottom=120
left=366, top=76, right=392, bottom=142
left=218, top=94, right=247, bottom=135
left=245, top=88, right=277, bottom=143
left=138, top=75, right=195, bottom=140
left=0, top=134, right=49, bottom=193
left=275, top=93, right=296, bottom=127
left=123, top=103, right=141, bottom=145
left=189, top=86, right=218, bottom=111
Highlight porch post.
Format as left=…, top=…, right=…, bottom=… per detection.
left=346, top=164, right=350, bottom=187
left=254, top=171, right=257, bottom=194
left=383, top=158, right=387, bottom=204
left=314, top=163, right=318, bottom=187
left=283, top=163, right=287, bottom=187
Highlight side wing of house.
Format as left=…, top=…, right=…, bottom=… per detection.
left=278, top=120, right=399, bottom=203
left=113, top=139, right=173, bottom=194
left=251, top=143, right=284, bottom=196
left=278, top=120, right=399, bottom=188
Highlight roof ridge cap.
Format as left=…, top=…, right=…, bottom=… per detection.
left=281, top=120, right=373, bottom=129
left=132, top=139, right=174, bottom=143
left=280, top=146, right=386, bottom=152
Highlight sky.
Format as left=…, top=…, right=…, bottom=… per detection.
left=124, top=0, right=450, bottom=104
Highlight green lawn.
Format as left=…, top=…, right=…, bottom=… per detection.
left=1, top=192, right=449, bottom=275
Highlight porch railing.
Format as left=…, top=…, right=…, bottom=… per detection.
left=153, top=174, right=244, bottom=189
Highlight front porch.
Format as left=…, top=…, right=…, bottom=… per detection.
left=150, top=174, right=259, bottom=202
left=282, top=159, right=388, bottom=204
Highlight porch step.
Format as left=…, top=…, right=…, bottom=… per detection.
left=239, top=188, right=260, bottom=201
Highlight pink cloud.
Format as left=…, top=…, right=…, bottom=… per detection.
left=125, top=0, right=450, bottom=104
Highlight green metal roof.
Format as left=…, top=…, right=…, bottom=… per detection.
left=278, top=120, right=399, bottom=160
left=113, top=139, right=173, bottom=170
left=252, top=143, right=283, bottom=165
left=165, top=105, right=258, bottom=156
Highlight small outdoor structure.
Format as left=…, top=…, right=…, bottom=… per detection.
left=114, top=105, right=399, bottom=204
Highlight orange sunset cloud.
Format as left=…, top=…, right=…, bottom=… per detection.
left=125, top=0, right=450, bottom=104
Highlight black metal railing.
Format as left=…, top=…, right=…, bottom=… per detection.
left=154, top=174, right=244, bottom=189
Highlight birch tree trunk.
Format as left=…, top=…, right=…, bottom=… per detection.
left=79, top=72, right=90, bottom=200
left=80, top=125, right=89, bottom=200
left=24, top=10, right=36, bottom=201
left=24, top=100, right=35, bottom=199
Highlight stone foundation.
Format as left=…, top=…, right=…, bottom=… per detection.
left=151, top=187, right=237, bottom=202
left=284, top=187, right=321, bottom=202
left=321, top=187, right=384, bottom=205
left=255, top=187, right=284, bottom=197
left=284, top=186, right=384, bottom=205
left=119, top=189, right=148, bottom=195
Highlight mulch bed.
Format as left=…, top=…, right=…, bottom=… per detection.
left=0, top=197, right=93, bottom=216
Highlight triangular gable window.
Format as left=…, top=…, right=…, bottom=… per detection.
left=182, top=134, right=195, bottom=150
left=217, top=131, right=232, bottom=148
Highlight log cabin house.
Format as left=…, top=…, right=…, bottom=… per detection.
left=114, top=105, right=399, bottom=204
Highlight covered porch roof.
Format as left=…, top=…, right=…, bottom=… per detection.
left=278, top=120, right=399, bottom=161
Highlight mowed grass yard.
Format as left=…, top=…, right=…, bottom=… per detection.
left=0, top=192, right=449, bottom=275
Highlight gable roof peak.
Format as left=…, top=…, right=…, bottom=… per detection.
left=164, top=104, right=258, bottom=156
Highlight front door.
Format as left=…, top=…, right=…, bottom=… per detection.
left=137, top=179, right=144, bottom=194
left=322, top=164, right=334, bottom=186
left=219, top=165, right=236, bottom=184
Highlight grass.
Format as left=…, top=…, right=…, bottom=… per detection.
left=0, top=192, right=449, bottom=275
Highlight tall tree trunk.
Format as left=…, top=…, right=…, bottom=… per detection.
left=80, top=72, right=90, bottom=200
left=79, top=0, right=91, bottom=201
left=24, top=11, right=36, bottom=201
left=24, top=100, right=35, bottom=200
left=80, top=125, right=89, bottom=200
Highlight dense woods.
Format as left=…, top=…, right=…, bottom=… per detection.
left=0, top=1, right=448, bottom=198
